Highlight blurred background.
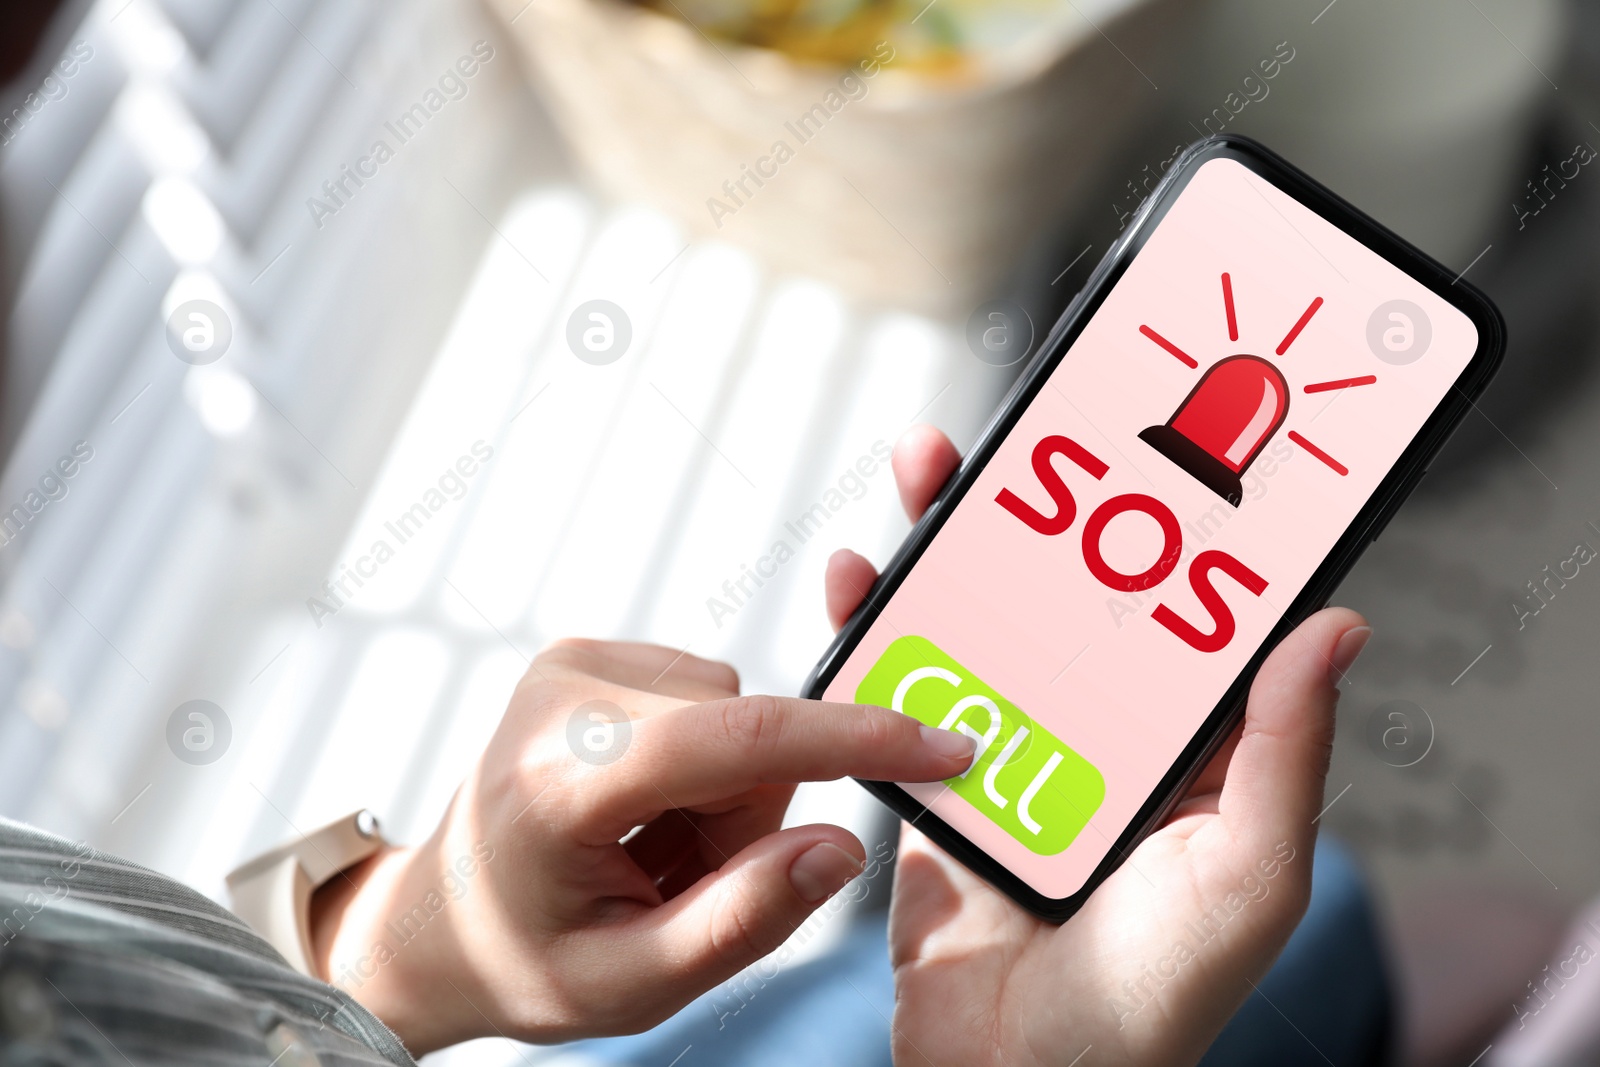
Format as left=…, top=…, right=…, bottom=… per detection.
left=0, top=0, right=1593, bottom=1063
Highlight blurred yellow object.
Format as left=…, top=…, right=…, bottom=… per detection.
left=628, top=0, right=1062, bottom=73
left=490, top=0, right=1186, bottom=314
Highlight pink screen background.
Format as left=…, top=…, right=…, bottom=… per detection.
left=823, top=157, right=1480, bottom=899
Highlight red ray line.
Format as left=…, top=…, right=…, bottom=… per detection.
left=1287, top=430, right=1347, bottom=475
left=1221, top=272, right=1238, bottom=342
left=1275, top=296, right=1324, bottom=355
left=1139, top=325, right=1198, bottom=368
left=1303, top=375, right=1377, bottom=394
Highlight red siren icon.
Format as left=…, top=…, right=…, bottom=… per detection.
left=1139, top=355, right=1289, bottom=507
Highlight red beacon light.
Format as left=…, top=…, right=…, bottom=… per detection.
left=1139, top=355, right=1289, bottom=506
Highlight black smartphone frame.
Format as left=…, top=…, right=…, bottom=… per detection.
left=801, top=134, right=1506, bottom=923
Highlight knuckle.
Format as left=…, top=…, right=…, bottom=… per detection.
left=515, top=743, right=563, bottom=795
left=718, top=694, right=786, bottom=755
left=1311, top=734, right=1335, bottom=782
left=488, top=756, right=556, bottom=829
left=709, top=883, right=778, bottom=963
left=512, top=724, right=599, bottom=811
left=852, top=705, right=907, bottom=753
left=1310, top=713, right=1337, bottom=777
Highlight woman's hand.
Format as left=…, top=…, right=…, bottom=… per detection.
left=825, top=425, right=1371, bottom=1067
left=308, top=638, right=974, bottom=1054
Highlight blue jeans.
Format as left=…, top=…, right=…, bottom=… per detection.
left=562, top=837, right=1392, bottom=1066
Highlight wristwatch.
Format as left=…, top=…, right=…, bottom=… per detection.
left=226, top=809, right=387, bottom=976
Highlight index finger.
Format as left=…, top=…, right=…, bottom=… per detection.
left=569, top=696, right=975, bottom=842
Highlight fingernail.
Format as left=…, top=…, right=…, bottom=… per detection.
left=790, top=843, right=864, bottom=903
left=920, top=724, right=977, bottom=761
left=1328, top=626, right=1372, bottom=687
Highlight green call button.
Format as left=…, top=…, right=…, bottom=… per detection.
left=856, top=635, right=1104, bottom=856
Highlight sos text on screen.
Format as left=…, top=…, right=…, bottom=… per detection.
left=994, top=433, right=1268, bottom=654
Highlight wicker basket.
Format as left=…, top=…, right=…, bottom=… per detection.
left=488, top=0, right=1188, bottom=315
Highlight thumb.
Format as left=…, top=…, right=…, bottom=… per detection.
left=1219, top=607, right=1370, bottom=852
left=631, top=824, right=867, bottom=1000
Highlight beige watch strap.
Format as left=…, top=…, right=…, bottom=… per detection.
left=226, top=809, right=385, bottom=976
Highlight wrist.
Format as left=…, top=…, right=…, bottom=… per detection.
left=307, top=844, right=405, bottom=983
left=309, top=833, right=513, bottom=1055
left=309, top=843, right=457, bottom=1053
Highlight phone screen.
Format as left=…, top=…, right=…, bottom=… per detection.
left=819, top=153, right=1484, bottom=902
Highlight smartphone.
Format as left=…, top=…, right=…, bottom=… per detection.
left=802, top=135, right=1505, bottom=922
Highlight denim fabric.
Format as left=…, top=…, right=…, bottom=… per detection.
left=1199, top=837, right=1395, bottom=1067
left=558, top=837, right=1392, bottom=1067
